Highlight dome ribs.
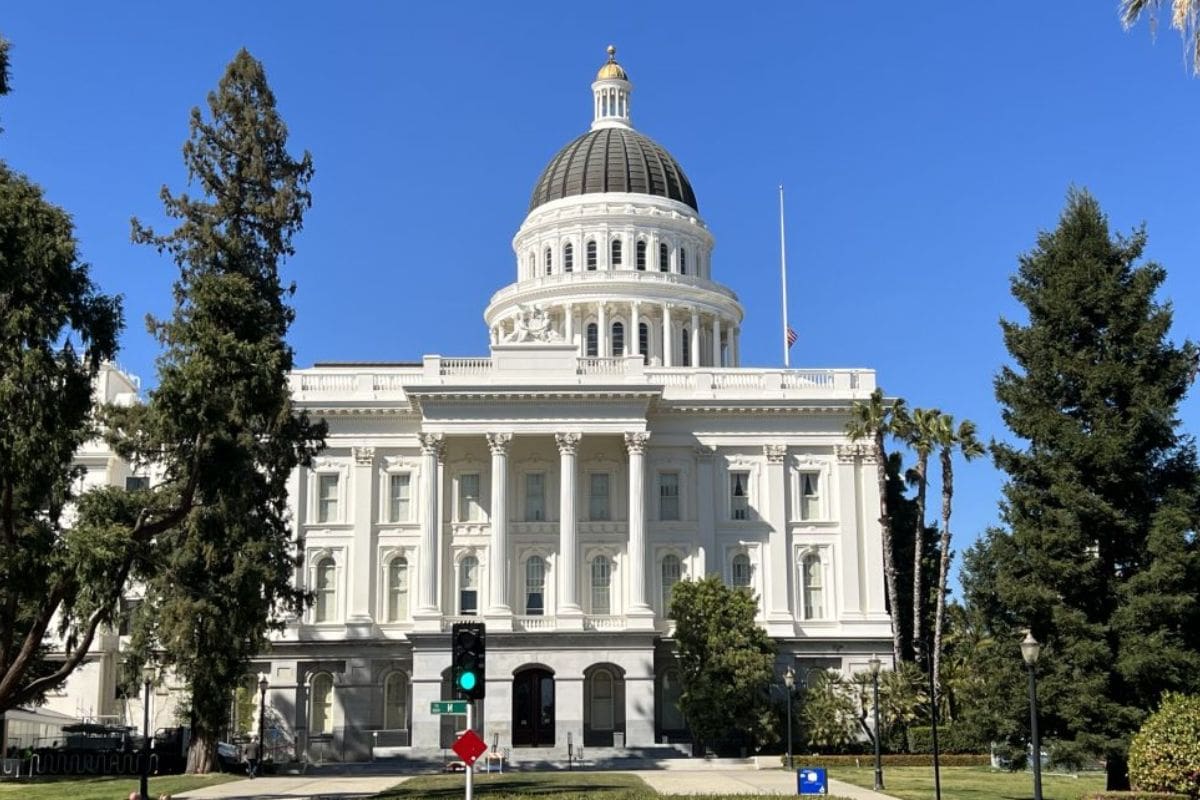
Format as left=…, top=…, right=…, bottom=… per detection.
left=527, top=128, right=697, bottom=213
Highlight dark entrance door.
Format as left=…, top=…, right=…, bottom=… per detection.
left=512, top=668, right=555, bottom=747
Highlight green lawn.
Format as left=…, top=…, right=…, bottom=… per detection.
left=0, top=773, right=239, bottom=799
left=832, top=765, right=1106, bottom=800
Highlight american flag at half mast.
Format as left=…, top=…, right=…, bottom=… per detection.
left=786, top=325, right=798, bottom=348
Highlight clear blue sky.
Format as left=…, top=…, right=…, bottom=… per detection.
left=3, top=3, right=1197, bottom=595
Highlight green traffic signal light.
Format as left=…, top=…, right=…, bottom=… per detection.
left=459, top=671, right=477, bottom=691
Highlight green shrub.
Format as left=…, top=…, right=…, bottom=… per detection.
left=1128, top=692, right=1200, bottom=798
left=1048, top=738, right=1099, bottom=772
left=1080, top=794, right=1189, bottom=800
left=906, top=724, right=988, bottom=754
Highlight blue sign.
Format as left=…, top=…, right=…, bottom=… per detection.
left=798, top=767, right=828, bottom=795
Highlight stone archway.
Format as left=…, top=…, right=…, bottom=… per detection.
left=512, top=666, right=555, bottom=747
left=583, top=663, right=626, bottom=747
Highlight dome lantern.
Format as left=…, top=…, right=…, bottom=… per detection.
left=591, top=45, right=632, bottom=130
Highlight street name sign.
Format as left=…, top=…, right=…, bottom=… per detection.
left=430, top=700, right=468, bottom=715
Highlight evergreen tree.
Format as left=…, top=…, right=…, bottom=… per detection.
left=0, top=32, right=130, bottom=717
left=113, top=49, right=325, bottom=772
left=670, top=576, right=777, bottom=754
left=962, top=189, right=1200, bottom=789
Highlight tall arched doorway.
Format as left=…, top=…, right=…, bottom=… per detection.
left=512, top=667, right=555, bottom=747
left=584, top=664, right=626, bottom=747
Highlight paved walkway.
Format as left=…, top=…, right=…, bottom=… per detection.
left=628, top=769, right=900, bottom=798
left=174, top=776, right=406, bottom=799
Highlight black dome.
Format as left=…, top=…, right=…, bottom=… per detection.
left=529, top=127, right=698, bottom=213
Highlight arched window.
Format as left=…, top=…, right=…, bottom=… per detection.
left=611, top=238, right=622, bottom=267
left=459, top=556, right=479, bottom=616
left=591, top=555, right=612, bottom=614
left=310, top=673, right=333, bottom=735
left=544, top=247, right=553, bottom=275
left=661, top=555, right=682, bottom=615
left=681, top=328, right=690, bottom=367
left=802, top=553, right=824, bottom=619
left=591, top=669, right=614, bottom=731
left=525, top=556, right=545, bottom=616
left=638, top=322, right=649, bottom=364
left=314, top=557, right=336, bottom=622
left=679, top=248, right=687, bottom=275
left=659, top=243, right=669, bottom=272
left=563, top=242, right=574, bottom=273
left=527, top=253, right=535, bottom=278
left=384, top=672, right=408, bottom=731
left=586, top=240, right=597, bottom=270
left=636, top=240, right=647, bottom=271
left=611, top=322, right=624, bottom=357
left=586, top=323, right=598, bottom=357
left=732, top=553, right=752, bottom=589
left=387, top=557, right=408, bottom=622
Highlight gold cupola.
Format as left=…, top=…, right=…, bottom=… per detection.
left=591, top=45, right=632, bottom=131
left=595, top=45, right=628, bottom=81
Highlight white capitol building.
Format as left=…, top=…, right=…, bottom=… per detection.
left=48, top=46, right=891, bottom=762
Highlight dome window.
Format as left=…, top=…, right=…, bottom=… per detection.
left=680, top=249, right=687, bottom=275
left=611, top=238, right=622, bottom=267
left=682, top=328, right=691, bottom=367
left=564, top=242, right=574, bottom=273
left=586, top=240, right=597, bottom=271
left=612, top=322, right=625, bottom=357
left=636, top=241, right=647, bottom=271
left=586, top=323, right=598, bottom=357
left=544, top=247, right=553, bottom=275
left=638, top=322, right=649, bottom=364
left=659, top=243, right=669, bottom=272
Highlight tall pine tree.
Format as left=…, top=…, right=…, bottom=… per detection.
left=114, top=49, right=325, bottom=772
left=962, top=188, right=1200, bottom=788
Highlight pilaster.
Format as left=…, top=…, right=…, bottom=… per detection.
left=486, top=432, right=514, bottom=630
left=764, top=444, right=792, bottom=625
left=625, top=432, right=654, bottom=627
left=835, top=444, right=865, bottom=617
left=556, top=433, right=583, bottom=628
left=348, top=446, right=377, bottom=634
left=414, top=433, right=445, bottom=631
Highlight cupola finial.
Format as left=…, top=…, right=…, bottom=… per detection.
left=592, top=44, right=631, bottom=130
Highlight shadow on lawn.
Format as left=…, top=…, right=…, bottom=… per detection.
left=388, top=779, right=642, bottom=797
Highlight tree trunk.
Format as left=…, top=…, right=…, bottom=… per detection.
left=912, top=455, right=928, bottom=658
left=932, top=448, right=953, bottom=697
left=1106, top=752, right=1131, bottom=791
left=186, top=728, right=218, bottom=774
left=874, top=432, right=905, bottom=664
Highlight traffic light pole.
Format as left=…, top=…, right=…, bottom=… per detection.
left=465, top=700, right=474, bottom=800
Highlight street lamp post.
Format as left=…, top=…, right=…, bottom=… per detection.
left=139, top=664, right=155, bottom=800
left=926, top=644, right=942, bottom=800
left=1021, top=632, right=1044, bottom=800
left=258, top=674, right=269, bottom=774
left=869, top=655, right=884, bottom=791
left=784, top=666, right=795, bottom=771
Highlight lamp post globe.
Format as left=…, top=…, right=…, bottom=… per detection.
left=1022, top=632, right=1044, bottom=800
left=868, top=655, right=883, bottom=791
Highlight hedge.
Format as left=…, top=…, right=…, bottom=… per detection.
left=1080, top=794, right=1190, bottom=800
left=907, top=724, right=988, bottom=754
left=782, top=753, right=990, bottom=768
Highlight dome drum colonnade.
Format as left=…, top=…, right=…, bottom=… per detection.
left=484, top=46, right=744, bottom=368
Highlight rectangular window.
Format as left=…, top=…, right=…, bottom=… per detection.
left=460, top=557, right=479, bottom=615
left=389, top=473, right=412, bottom=522
left=800, top=473, right=820, bottom=520
left=124, top=476, right=150, bottom=491
left=730, top=471, right=750, bottom=520
left=589, top=473, right=610, bottom=521
left=525, top=557, right=545, bottom=615
left=591, top=557, right=611, bottom=614
left=459, top=473, right=482, bottom=521
left=525, top=472, right=545, bottom=522
left=659, top=473, right=680, bottom=521
left=802, top=555, right=824, bottom=619
left=317, top=474, right=339, bottom=523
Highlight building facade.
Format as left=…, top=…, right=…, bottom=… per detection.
left=45, top=47, right=891, bottom=763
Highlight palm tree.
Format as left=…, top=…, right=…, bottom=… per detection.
left=1122, top=0, right=1200, bottom=73
left=930, top=414, right=983, bottom=694
left=847, top=388, right=907, bottom=663
left=898, top=406, right=939, bottom=655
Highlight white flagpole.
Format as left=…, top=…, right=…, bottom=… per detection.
left=779, top=184, right=790, bottom=368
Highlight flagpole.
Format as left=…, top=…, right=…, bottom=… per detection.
left=779, top=184, right=790, bottom=368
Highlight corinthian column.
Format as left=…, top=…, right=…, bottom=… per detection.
left=486, top=434, right=513, bottom=625
left=556, top=433, right=583, bottom=625
left=625, top=432, right=654, bottom=624
left=416, top=433, right=445, bottom=622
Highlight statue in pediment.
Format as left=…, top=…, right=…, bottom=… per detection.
left=504, top=304, right=562, bottom=343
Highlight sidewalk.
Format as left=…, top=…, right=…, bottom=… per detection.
left=628, top=769, right=901, bottom=798
left=174, top=775, right=406, bottom=799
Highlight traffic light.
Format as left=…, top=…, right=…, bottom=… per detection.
left=451, top=621, right=486, bottom=700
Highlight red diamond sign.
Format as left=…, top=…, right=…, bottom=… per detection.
left=452, top=729, right=488, bottom=766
